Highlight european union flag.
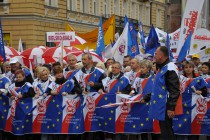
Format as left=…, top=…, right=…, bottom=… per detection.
left=95, top=17, right=105, bottom=60
left=165, top=33, right=174, bottom=60
left=139, top=21, right=146, bottom=49
left=145, top=25, right=160, bottom=56
left=128, top=22, right=140, bottom=58
left=0, top=95, right=9, bottom=130
left=177, top=31, right=193, bottom=62
left=0, top=18, right=6, bottom=62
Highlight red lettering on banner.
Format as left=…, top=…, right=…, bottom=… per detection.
left=184, top=11, right=198, bottom=39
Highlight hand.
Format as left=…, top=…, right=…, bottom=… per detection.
left=167, top=110, right=175, bottom=118
left=116, top=91, right=122, bottom=94
left=51, top=90, right=57, bottom=95
left=18, top=94, right=23, bottom=99
left=35, top=94, right=40, bottom=99
left=62, top=92, right=67, bottom=96
left=98, top=89, right=105, bottom=94
left=88, top=81, right=94, bottom=87
left=195, top=90, right=202, bottom=95
left=139, top=99, right=145, bottom=103
left=43, top=93, right=47, bottom=97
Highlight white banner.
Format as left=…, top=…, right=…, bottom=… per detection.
left=46, top=32, right=75, bottom=42
left=176, top=0, right=205, bottom=55
left=197, top=47, right=210, bottom=62
left=190, top=28, right=210, bottom=54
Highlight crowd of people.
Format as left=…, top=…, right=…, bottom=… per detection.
left=0, top=46, right=210, bottom=140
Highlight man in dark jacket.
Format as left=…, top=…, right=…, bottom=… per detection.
left=141, top=46, right=180, bottom=140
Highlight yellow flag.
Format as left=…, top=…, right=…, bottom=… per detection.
left=66, top=22, right=75, bottom=31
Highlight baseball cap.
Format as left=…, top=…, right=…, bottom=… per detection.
left=192, top=54, right=200, bottom=59
left=9, top=57, right=19, bottom=64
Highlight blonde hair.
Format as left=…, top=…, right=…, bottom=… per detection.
left=96, top=62, right=106, bottom=71
left=37, top=66, right=50, bottom=79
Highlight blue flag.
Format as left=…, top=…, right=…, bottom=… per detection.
left=145, top=25, right=160, bottom=56
left=0, top=18, right=6, bottom=62
left=165, top=33, right=174, bottom=60
left=177, top=31, right=193, bottom=62
left=95, top=17, right=105, bottom=59
left=127, top=22, right=139, bottom=58
left=123, top=15, right=129, bottom=28
left=139, top=21, right=146, bottom=49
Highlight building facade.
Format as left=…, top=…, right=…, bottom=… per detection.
left=0, top=0, right=166, bottom=49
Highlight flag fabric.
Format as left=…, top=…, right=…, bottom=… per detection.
left=18, top=38, right=23, bottom=53
left=123, top=15, right=129, bottom=28
left=127, top=22, right=140, bottom=58
left=0, top=95, right=9, bottom=130
left=177, top=31, right=193, bottom=62
left=138, top=21, right=146, bottom=49
left=165, top=33, right=174, bottom=60
left=173, top=76, right=208, bottom=135
left=0, top=18, right=6, bottom=62
left=145, top=25, right=160, bottom=56
left=176, top=0, right=205, bottom=55
left=112, top=22, right=129, bottom=64
left=95, top=17, right=105, bottom=60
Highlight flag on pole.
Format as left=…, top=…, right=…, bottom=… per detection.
left=123, top=15, right=129, bottom=28
left=0, top=18, right=6, bottom=62
left=112, top=22, right=129, bottom=64
left=95, top=17, right=105, bottom=61
left=138, top=21, right=146, bottom=49
left=18, top=38, right=23, bottom=52
left=145, top=25, right=160, bottom=56
left=177, top=31, right=193, bottom=62
left=165, top=33, right=174, bottom=60
left=128, top=22, right=140, bottom=58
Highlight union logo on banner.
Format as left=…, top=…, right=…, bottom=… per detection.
left=37, top=99, right=46, bottom=114
left=11, top=100, right=16, bottom=117
left=196, top=98, right=207, bottom=114
left=66, top=99, right=77, bottom=114
left=118, top=44, right=125, bottom=55
left=86, top=96, right=95, bottom=112
left=120, top=98, right=131, bottom=113
left=131, top=45, right=136, bottom=53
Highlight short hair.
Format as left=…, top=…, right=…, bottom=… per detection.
left=202, top=62, right=210, bottom=71
left=96, top=62, right=106, bottom=71
left=124, top=55, right=132, bottom=60
left=52, top=62, right=61, bottom=68
left=15, top=69, right=25, bottom=77
left=67, top=53, right=77, bottom=61
left=42, top=64, right=52, bottom=72
left=112, top=61, right=122, bottom=69
left=139, top=59, right=152, bottom=70
left=3, top=61, right=10, bottom=67
left=183, top=61, right=194, bottom=68
left=82, top=53, right=92, bottom=60
left=159, top=46, right=169, bottom=57
left=106, top=58, right=115, bottom=62
left=53, top=66, right=63, bottom=75
left=37, top=67, right=50, bottom=79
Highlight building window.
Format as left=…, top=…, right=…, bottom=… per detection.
left=138, top=4, right=143, bottom=21
left=145, top=6, right=150, bottom=25
left=131, top=2, right=136, bottom=19
left=81, top=0, right=89, bottom=13
left=45, top=0, right=58, bottom=7
left=114, top=0, right=120, bottom=15
left=123, top=0, right=128, bottom=16
left=156, top=9, right=162, bottom=27
left=92, top=0, right=99, bottom=15
left=104, top=0, right=107, bottom=15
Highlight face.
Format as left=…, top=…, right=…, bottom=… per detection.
left=5, top=65, right=11, bottom=72
left=111, top=63, right=121, bottom=76
left=67, top=56, right=77, bottom=68
left=140, top=65, right=149, bottom=75
left=82, top=54, right=92, bottom=68
left=10, top=63, right=20, bottom=71
left=154, top=48, right=163, bottom=64
left=192, top=58, right=200, bottom=66
left=106, top=59, right=114, bottom=68
left=184, top=64, right=194, bottom=75
left=40, top=70, right=49, bottom=81
left=55, top=72, right=63, bottom=79
left=16, top=73, right=25, bottom=82
left=152, top=63, right=157, bottom=73
left=202, top=64, right=210, bottom=74
left=123, top=57, right=131, bottom=67
left=130, top=59, right=139, bottom=70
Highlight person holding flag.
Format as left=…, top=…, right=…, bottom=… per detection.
left=141, top=46, right=180, bottom=140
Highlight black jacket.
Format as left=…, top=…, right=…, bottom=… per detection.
left=143, top=58, right=180, bottom=111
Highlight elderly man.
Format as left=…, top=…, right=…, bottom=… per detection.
left=63, top=53, right=79, bottom=80
left=74, top=53, right=106, bottom=93
left=100, top=62, right=131, bottom=95
left=8, top=57, right=33, bottom=84
left=141, top=46, right=180, bottom=140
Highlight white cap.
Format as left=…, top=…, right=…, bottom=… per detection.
left=9, top=57, right=19, bottom=64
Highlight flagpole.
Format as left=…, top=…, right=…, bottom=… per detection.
left=61, top=35, right=64, bottom=68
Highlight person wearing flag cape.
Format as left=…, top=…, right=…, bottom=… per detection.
left=140, top=46, right=180, bottom=140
